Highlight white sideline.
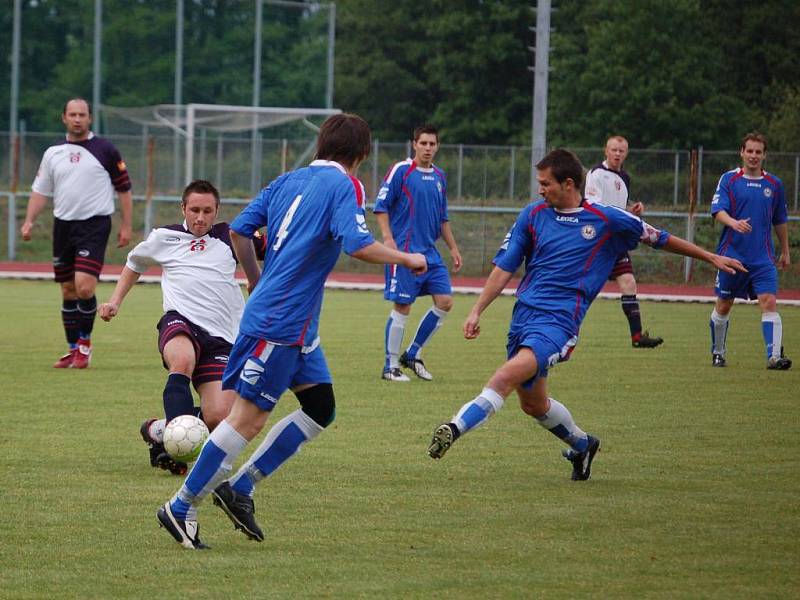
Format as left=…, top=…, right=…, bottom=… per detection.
left=3, top=269, right=800, bottom=305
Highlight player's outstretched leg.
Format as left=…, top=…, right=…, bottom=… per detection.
left=211, top=482, right=264, bottom=542
left=156, top=502, right=209, bottom=550
left=428, top=388, right=504, bottom=459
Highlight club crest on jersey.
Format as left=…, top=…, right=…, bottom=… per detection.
left=189, top=239, right=206, bottom=252
left=615, top=181, right=621, bottom=191
left=77, top=249, right=90, bottom=257
left=69, top=152, right=81, bottom=163
left=764, top=187, right=772, bottom=198
left=581, top=224, right=597, bottom=240
left=436, top=182, right=442, bottom=194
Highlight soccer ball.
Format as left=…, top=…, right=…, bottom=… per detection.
left=163, top=415, right=209, bottom=462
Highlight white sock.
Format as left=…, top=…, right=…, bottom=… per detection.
left=452, top=387, right=504, bottom=434
left=762, top=312, right=782, bottom=360
left=386, top=310, right=408, bottom=369
left=710, top=309, right=729, bottom=355
left=535, top=397, right=588, bottom=450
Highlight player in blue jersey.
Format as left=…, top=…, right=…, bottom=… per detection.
left=156, top=114, right=428, bottom=549
left=375, top=124, right=462, bottom=382
left=708, top=132, right=792, bottom=370
left=427, top=149, right=744, bottom=480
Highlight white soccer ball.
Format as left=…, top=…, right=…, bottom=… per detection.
left=163, top=415, right=209, bottom=462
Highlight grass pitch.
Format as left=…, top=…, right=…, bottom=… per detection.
left=0, top=280, right=798, bottom=599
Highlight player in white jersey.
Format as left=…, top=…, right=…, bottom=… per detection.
left=22, top=98, right=133, bottom=369
left=584, top=135, right=663, bottom=349
left=99, top=180, right=266, bottom=474
left=427, top=149, right=744, bottom=481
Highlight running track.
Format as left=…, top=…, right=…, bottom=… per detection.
left=3, top=262, right=799, bottom=305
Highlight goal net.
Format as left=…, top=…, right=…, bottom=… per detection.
left=102, top=103, right=341, bottom=194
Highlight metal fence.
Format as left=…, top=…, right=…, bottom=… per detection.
left=2, top=131, right=799, bottom=286
left=3, top=131, right=800, bottom=211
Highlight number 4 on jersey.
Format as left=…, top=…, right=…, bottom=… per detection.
left=272, top=194, right=303, bottom=251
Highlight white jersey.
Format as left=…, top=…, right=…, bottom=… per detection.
left=584, top=161, right=630, bottom=210
left=126, top=222, right=246, bottom=343
left=32, top=132, right=131, bottom=221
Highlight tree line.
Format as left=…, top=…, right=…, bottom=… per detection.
left=2, top=0, right=799, bottom=150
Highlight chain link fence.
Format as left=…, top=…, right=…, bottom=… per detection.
left=2, top=130, right=799, bottom=286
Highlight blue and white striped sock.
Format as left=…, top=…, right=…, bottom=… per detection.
left=170, top=419, right=248, bottom=519
left=385, top=310, right=407, bottom=369
left=762, top=312, right=782, bottom=360
left=452, top=388, right=504, bottom=435
left=229, top=409, right=323, bottom=497
left=710, top=309, right=729, bottom=356
left=535, top=397, right=588, bottom=452
left=406, top=306, right=447, bottom=360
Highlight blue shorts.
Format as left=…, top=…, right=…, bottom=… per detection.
left=384, top=262, right=452, bottom=304
left=715, top=262, right=778, bottom=300
left=506, top=303, right=578, bottom=389
left=222, top=334, right=332, bottom=411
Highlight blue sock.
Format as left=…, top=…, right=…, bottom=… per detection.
left=172, top=420, right=248, bottom=515
left=406, top=306, right=447, bottom=359
left=163, top=373, right=195, bottom=423
left=230, top=409, right=323, bottom=497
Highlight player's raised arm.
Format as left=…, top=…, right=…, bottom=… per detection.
left=661, top=234, right=746, bottom=275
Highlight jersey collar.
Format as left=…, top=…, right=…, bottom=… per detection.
left=410, top=158, right=435, bottom=173
left=310, top=159, right=346, bottom=174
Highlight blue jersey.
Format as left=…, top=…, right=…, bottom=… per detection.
left=373, top=159, right=448, bottom=266
left=494, top=199, right=670, bottom=333
left=710, top=168, right=788, bottom=266
left=230, top=160, right=375, bottom=346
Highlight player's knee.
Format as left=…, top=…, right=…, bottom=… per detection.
left=296, top=383, right=336, bottom=428
left=434, top=296, right=453, bottom=312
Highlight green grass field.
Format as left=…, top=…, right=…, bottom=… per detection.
left=1, top=280, right=798, bottom=599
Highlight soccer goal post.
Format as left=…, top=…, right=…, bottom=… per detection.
left=102, top=103, right=341, bottom=187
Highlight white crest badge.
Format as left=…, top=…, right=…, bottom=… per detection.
left=581, top=224, right=597, bottom=240
left=764, top=187, right=772, bottom=198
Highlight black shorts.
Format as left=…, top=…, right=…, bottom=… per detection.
left=608, top=251, right=635, bottom=280
left=52, top=215, right=112, bottom=282
left=156, top=311, right=232, bottom=388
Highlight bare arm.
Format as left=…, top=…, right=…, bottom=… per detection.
left=231, top=229, right=261, bottom=294
left=116, top=190, right=134, bottom=247
left=351, top=241, right=427, bottom=274
left=99, top=266, right=142, bottom=321
left=774, top=223, right=790, bottom=270
left=463, top=266, right=515, bottom=339
left=714, top=209, right=752, bottom=234
left=661, top=234, right=745, bottom=274
left=440, top=221, right=463, bottom=272
left=20, top=192, right=50, bottom=241
left=374, top=212, right=396, bottom=250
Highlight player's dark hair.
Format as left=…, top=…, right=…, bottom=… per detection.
left=315, top=113, right=372, bottom=169
left=413, top=124, right=439, bottom=143
left=182, top=179, right=220, bottom=207
left=741, top=132, right=767, bottom=152
left=62, top=97, right=92, bottom=115
left=536, top=149, right=585, bottom=188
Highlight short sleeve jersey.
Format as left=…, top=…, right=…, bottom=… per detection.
left=231, top=160, right=375, bottom=347
left=584, top=161, right=630, bottom=210
left=373, top=159, right=449, bottom=266
left=494, top=199, right=669, bottom=332
left=125, top=222, right=257, bottom=344
left=710, top=168, right=788, bottom=266
left=32, top=133, right=131, bottom=221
